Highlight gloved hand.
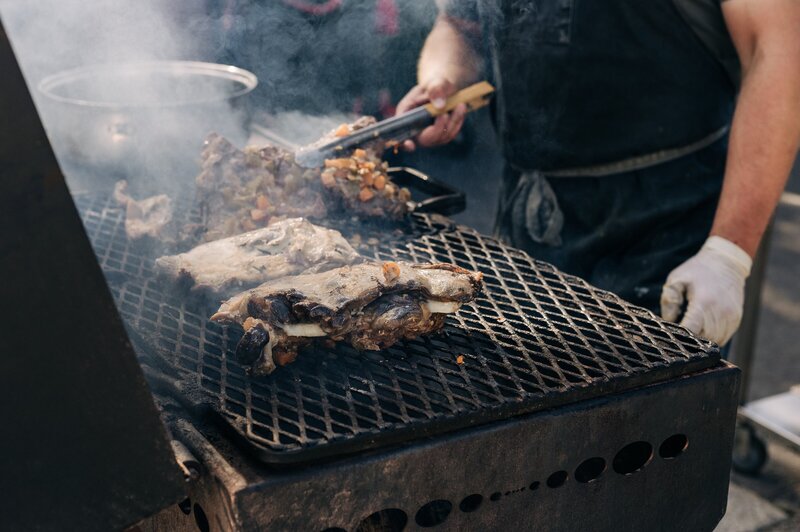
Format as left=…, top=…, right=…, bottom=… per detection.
left=660, top=236, right=753, bottom=345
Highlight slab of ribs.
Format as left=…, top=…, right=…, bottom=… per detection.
left=211, top=261, right=483, bottom=375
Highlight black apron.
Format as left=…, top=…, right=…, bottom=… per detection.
left=486, top=0, right=737, bottom=170
left=467, top=0, right=738, bottom=312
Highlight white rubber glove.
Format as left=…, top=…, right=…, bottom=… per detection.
left=660, top=236, right=752, bottom=345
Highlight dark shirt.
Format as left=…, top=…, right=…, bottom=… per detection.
left=442, top=0, right=737, bottom=171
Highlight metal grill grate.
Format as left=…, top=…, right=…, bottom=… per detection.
left=76, top=192, right=719, bottom=465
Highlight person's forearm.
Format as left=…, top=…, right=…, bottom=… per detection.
left=417, top=14, right=482, bottom=89
left=711, top=39, right=800, bottom=257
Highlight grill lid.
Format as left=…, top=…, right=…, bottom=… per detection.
left=77, top=192, right=719, bottom=466
left=0, top=20, right=185, bottom=531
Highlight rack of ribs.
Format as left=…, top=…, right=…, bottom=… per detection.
left=210, top=261, right=483, bottom=375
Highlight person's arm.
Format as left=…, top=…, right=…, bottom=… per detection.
left=395, top=9, right=483, bottom=149
left=712, top=0, right=800, bottom=256
left=661, top=0, right=800, bottom=345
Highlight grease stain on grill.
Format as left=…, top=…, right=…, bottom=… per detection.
left=75, top=193, right=720, bottom=465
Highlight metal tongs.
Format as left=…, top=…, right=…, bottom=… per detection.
left=294, top=81, right=495, bottom=168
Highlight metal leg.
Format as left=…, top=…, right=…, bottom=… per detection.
left=729, top=221, right=774, bottom=476
left=732, top=420, right=769, bottom=476
left=730, top=221, right=774, bottom=405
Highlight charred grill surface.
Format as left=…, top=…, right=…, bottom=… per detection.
left=211, top=262, right=483, bottom=375
left=76, top=192, right=720, bottom=464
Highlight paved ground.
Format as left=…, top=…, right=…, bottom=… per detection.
left=400, top=124, right=800, bottom=531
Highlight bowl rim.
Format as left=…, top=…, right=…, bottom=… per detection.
left=37, top=60, right=258, bottom=109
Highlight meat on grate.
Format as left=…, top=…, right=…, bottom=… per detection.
left=195, top=117, right=411, bottom=241
left=211, top=261, right=483, bottom=375
left=154, top=218, right=363, bottom=300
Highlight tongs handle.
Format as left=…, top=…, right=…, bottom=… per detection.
left=423, top=81, right=495, bottom=116
left=294, top=81, right=495, bottom=168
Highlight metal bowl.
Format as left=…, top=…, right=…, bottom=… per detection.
left=37, top=61, right=258, bottom=188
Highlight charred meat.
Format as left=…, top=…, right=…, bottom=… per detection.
left=211, top=261, right=483, bottom=375
left=320, top=147, right=410, bottom=219
left=195, top=118, right=411, bottom=240
left=316, top=117, right=410, bottom=219
left=196, top=134, right=326, bottom=241
left=155, top=218, right=362, bottom=299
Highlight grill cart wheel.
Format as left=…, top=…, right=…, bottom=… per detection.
left=732, top=421, right=768, bottom=476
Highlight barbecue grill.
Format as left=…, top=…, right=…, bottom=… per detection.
left=77, top=192, right=739, bottom=531
left=0, top=19, right=739, bottom=532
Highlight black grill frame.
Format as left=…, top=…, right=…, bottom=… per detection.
left=76, top=193, right=719, bottom=465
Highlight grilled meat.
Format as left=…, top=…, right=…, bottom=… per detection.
left=316, top=117, right=410, bottom=219
left=155, top=218, right=362, bottom=300
left=320, top=148, right=410, bottom=219
left=195, top=118, right=411, bottom=240
left=196, top=134, right=326, bottom=241
left=113, top=180, right=173, bottom=240
left=211, top=261, right=483, bottom=375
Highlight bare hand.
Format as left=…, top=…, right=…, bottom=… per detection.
left=395, top=77, right=468, bottom=151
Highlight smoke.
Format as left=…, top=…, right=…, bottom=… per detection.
left=0, top=0, right=441, bottom=196
left=1, top=0, right=189, bottom=77
left=0, top=0, right=250, bottom=195
left=219, top=1, right=436, bottom=131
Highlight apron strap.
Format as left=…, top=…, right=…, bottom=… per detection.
left=542, top=125, right=729, bottom=178
left=495, top=125, right=729, bottom=243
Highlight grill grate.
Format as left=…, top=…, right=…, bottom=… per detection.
left=76, top=192, right=719, bottom=465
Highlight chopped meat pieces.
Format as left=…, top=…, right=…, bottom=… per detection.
left=113, top=180, right=173, bottom=240
left=318, top=120, right=411, bottom=219
left=195, top=117, right=411, bottom=239
left=211, top=261, right=483, bottom=375
left=382, top=261, right=401, bottom=283
left=195, top=134, right=326, bottom=241
left=155, top=218, right=362, bottom=300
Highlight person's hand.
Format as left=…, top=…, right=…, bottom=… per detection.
left=395, top=77, right=468, bottom=151
left=660, top=236, right=753, bottom=345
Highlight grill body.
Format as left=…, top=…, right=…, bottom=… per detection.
left=76, top=193, right=720, bottom=466
left=145, top=362, right=738, bottom=531
left=74, top=191, right=738, bottom=530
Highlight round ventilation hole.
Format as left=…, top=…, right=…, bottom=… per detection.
left=356, top=509, right=408, bottom=532
left=178, top=497, right=192, bottom=515
left=546, top=470, right=568, bottom=488
left=613, top=441, right=654, bottom=475
left=529, top=481, right=540, bottom=491
left=193, top=504, right=210, bottom=532
left=575, top=457, right=607, bottom=483
left=659, top=434, right=689, bottom=459
left=415, top=500, right=453, bottom=527
left=459, top=494, right=483, bottom=513
left=489, top=491, right=502, bottom=502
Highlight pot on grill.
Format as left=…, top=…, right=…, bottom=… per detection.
left=37, top=61, right=257, bottom=184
